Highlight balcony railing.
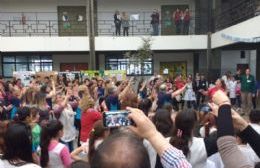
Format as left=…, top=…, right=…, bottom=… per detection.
left=0, top=19, right=196, bottom=37
left=0, top=11, right=196, bottom=37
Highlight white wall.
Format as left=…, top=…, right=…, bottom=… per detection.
left=221, top=50, right=256, bottom=77
left=0, top=36, right=208, bottom=52
left=0, top=37, right=90, bottom=52
left=52, top=54, right=89, bottom=71
left=0, top=0, right=87, bottom=20
left=212, top=15, right=260, bottom=48
left=95, top=35, right=207, bottom=51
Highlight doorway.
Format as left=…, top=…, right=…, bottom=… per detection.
left=60, top=63, right=88, bottom=71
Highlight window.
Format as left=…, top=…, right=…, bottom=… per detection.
left=2, top=55, right=53, bottom=77
left=105, top=57, right=153, bottom=76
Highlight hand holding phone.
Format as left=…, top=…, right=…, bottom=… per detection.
left=103, top=110, right=132, bottom=128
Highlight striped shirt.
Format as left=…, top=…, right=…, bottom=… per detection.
left=161, top=146, right=192, bottom=168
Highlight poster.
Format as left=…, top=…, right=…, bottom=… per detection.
left=58, top=71, right=81, bottom=81
left=161, top=5, right=189, bottom=35
left=81, top=70, right=100, bottom=79
left=36, top=71, right=58, bottom=82
left=13, top=71, right=35, bottom=87
left=160, top=62, right=187, bottom=79
left=104, top=70, right=127, bottom=81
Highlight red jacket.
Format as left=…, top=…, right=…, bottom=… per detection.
left=80, top=108, right=102, bottom=142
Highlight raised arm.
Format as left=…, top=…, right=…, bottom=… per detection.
left=127, top=107, right=191, bottom=168
left=210, top=90, right=252, bottom=168
left=171, top=84, right=187, bottom=98
left=46, top=80, right=56, bottom=98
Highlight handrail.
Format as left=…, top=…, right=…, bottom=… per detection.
left=0, top=18, right=196, bottom=37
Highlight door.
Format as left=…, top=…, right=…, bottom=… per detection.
left=60, top=63, right=88, bottom=71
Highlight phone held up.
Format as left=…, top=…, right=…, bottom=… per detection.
left=103, top=110, right=132, bottom=128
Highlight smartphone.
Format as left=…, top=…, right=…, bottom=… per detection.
left=103, top=111, right=132, bottom=128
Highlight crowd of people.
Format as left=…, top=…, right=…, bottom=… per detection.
left=150, top=8, right=191, bottom=36
left=0, top=67, right=259, bottom=168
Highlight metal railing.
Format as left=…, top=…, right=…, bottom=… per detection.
left=0, top=19, right=196, bottom=37
left=0, top=10, right=196, bottom=37
left=97, top=19, right=196, bottom=36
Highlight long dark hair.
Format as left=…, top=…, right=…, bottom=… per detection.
left=153, top=109, right=174, bottom=137
left=170, top=109, right=197, bottom=157
left=3, top=122, right=33, bottom=163
left=88, top=120, right=108, bottom=162
left=40, top=120, right=63, bottom=167
left=138, top=99, right=152, bottom=116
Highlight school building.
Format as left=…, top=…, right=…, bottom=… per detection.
left=0, top=0, right=260, bottom=80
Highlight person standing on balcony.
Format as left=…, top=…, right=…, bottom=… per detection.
left=183, top=8, right=191, bottom=35
left=173, top=8, right=182, bottom=35
left=150, top=9, right=160, bottom=36
left=114, top=10, right=121, bottom=36
left=121, top=12, right=130, bottom=36
left=241, top=68, right=255, bottom=115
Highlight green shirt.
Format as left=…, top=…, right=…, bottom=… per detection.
left=240, top=74, right=255, bottom=93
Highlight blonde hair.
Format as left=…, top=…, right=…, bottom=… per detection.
left=79, top=95, right=95, bottom=112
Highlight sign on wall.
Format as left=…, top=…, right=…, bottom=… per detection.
left=57, top=6, right=87, bottom=36
left=160, top=62, right=187, bottom=79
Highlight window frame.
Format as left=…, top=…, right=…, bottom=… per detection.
left=105, top=56, right=154, bottom=76
left=2, top=54, right=53, bottom=78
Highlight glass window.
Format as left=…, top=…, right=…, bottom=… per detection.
left=105, top=57, right=153, bottom=76
left=3, top=56, right=15, bottom=62
left=2, top=55, right=53, bottom=77
left=29, top=63, right=41, bottom=72
left=16, top=56, right=28, bottom=63
left=28, top=56, right=40, bottom=62
left=3, top=64, right=15, bottom=77
left=16, top=63, right=28, bottom=71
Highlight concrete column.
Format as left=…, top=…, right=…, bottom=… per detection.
left=209, top=49, right=222, bottom=80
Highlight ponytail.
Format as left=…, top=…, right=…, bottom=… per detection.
left=88, top=129, right=99, bottom=162
left=88, top=120, right=108, bottom=163
left=170, top=109, right=196, bottom=157
left=40, top=127, right=51, bottom=167
left=40, top=120, right=63, bottom=167
left=170, top=129, right=191, bottom=157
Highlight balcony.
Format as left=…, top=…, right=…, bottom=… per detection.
left=0, top=11, right=197, bottom=37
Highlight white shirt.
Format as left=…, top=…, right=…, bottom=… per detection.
left=209, top=145, right=260, bottom=167
left=59, top=104, right=76, bottom=142
left=227, top=80, right=237, bottom=98
left=199, top=127, right=217, bottom=138
left=0, top=160, right=41, bottom=168
left=188, top=137, right=207, bottom=168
